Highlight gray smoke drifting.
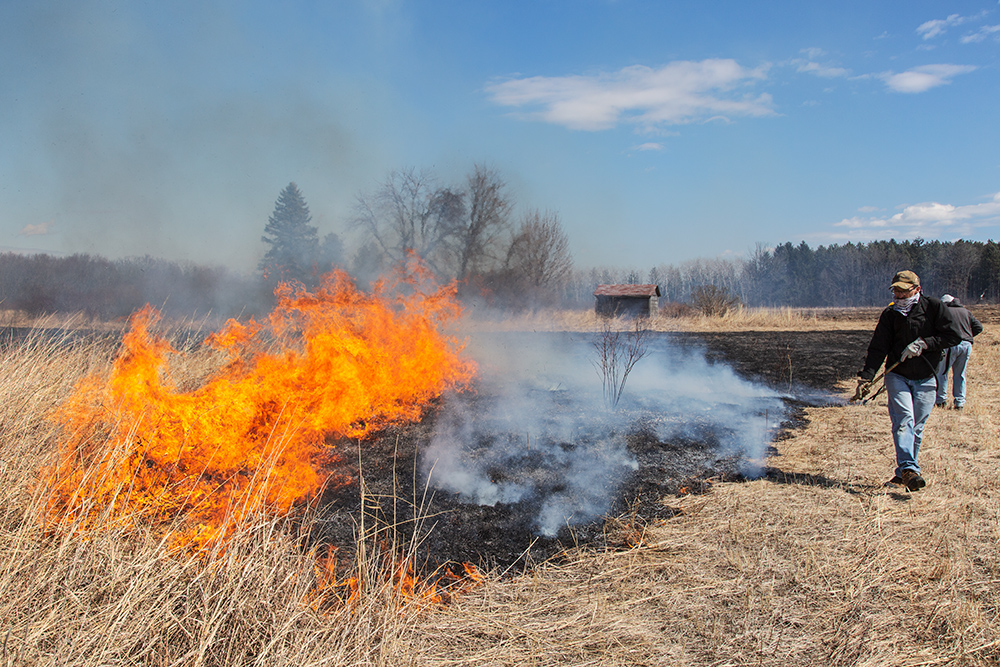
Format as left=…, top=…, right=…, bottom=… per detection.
left=421, top=332, right=788, bottom=536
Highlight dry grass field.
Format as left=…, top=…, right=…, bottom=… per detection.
left=1, top=305, right=997, bottom=666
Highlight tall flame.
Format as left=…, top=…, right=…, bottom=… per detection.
left=43, top=266, right=476, bottom=547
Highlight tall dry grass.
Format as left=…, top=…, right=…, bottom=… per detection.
left=2, top=309, right=998, bottom=666
left=461, top=304, right=891, bottom=333
left=0, top=326, right=465, bottom=667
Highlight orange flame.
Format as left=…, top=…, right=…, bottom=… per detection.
left=309, top=546, right=485, bottom=611
left=43, top=266, right=476, bottom=548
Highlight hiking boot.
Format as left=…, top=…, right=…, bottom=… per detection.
left=954, top=404, right=964, bottom=410
left=935, top=402, right=947, bottom=408
left=901, top=469, right=926, bottom=491
left=886, top=475, right=904, bottom=486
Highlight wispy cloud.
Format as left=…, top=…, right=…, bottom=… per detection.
left=879, top=64, right=976, bottom=92
left=792, top=49, right=849, bottom=78
left=633, top=142, right=664, bottom=151
left=19, top=221, right=54, bottom=236
left=961, top=23, right=1000, bottom=43
left=829, top=192, right=1000, bottom=241
left=485, top=60, right=774, bottom=132
left=916, top=13, right=967, bottom=40
left=917, top=11, right=993, bottom=41
left=795, top=61, right=850, bottom=78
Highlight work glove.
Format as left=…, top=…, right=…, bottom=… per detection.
left=852, top=378, right=871, bottom=402
left=900, top=338, right=928, bottom=362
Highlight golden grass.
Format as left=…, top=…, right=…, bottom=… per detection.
left=462, top=304, right=1000, bottom=334
left=2, top=310, right=998, bottom=665
left=462, top=305, right=882, bottom=333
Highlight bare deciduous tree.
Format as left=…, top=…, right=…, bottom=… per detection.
left=350, top=168, right=463, bottom=277
left=448, top=164, right=512, bottom=281
left=505, top=209, right=573, bottom=291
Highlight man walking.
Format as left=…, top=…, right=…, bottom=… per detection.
left=935, top=294, right=983, bottom=410
left=857, top=271, right=962, bottom=491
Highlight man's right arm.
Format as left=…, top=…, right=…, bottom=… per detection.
left=859, top=311, right=891, bottom=380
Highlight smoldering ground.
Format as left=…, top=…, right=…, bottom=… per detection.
left=421, top=331, right=791, bottom=538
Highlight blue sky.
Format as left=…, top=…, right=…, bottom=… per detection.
left=2, top=0, right=999, bottom=272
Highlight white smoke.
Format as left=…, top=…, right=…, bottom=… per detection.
left=421, top=331, right=788, bottom=536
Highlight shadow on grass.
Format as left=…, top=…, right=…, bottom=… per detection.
left=759, top=466, right=916, bottom=501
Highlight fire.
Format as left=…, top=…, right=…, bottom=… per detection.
left=309, top=546, right=485, bottom=610
left=42, top=265, right=476, bottom=548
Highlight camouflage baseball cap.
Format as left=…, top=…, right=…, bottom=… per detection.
left=891, top=270, right=920, bottom=289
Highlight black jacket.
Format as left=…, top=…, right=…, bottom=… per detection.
left=945, top=300, right=984, bottom=343
left=859, top=295, right=963, bottom=381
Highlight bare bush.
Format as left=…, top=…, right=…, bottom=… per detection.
left=690, top=284, right=741, bottom=316
left=592, top=317, right=648, bottom=408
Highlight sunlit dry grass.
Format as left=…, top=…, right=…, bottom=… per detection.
left=1, top=309, right=998, bottom=665
left=467, top=303, right=1000, bottom=334
left=462, top=304, right=890, bottom=333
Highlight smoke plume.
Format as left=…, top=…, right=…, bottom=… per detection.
left=421, top=331, right=788, bottom=536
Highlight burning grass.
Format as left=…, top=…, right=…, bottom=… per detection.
left=1, top=304, right=998, bottom=665
left=42, top=267, right=475, bottom=549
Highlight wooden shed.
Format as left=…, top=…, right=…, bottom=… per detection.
left=593, top=284, right=660, bottom=317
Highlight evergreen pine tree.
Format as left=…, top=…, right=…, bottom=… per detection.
left=259, top=183, right=320, bottom=287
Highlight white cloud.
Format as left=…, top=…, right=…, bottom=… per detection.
left=961, top=23, right=1000, bottom=43
left=795, top=60, right=850, bottom=78
left=829, top=192, right=1000, bottom=241
left=633, top=142, right=664, bottom=151
left=917, top=13, right=965, bottom=40
left=880, top=64, right=976, bottom=92
left=485, top=59, right=774, bottom=132
left=19, top=221, right=54, bottom=236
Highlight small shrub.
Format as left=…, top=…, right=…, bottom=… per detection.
left=690, top=285, right=741, bottom=317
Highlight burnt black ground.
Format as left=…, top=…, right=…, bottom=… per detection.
left=670, top=330, right=872, bottom=393
left=311, top=330, right=874, bottom=578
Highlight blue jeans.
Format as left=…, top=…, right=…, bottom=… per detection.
left=935, top=341, right=972, bottom=407
left=885, top=372, right=937, bottom=477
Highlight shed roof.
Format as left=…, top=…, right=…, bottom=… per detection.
left=593, top=284, right=661, bottom=297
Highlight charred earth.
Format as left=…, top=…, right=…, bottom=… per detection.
left=312, top=330, right=869, bottom=576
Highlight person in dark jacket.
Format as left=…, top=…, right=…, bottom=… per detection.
left=934, top=294, right=984, bottom=410
left=857, top=270, right=962, bottom=491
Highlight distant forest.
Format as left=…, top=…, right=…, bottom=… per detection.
left=2, top=238, right=998, bottom=320
left=0, top=253, right=267, bottom=320
left=566, top=239, right=1000, bottom=309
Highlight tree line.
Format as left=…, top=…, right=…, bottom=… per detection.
left=3, top=165, right=999, bottom=319
left=558, top=239, right=1000, bottom=310
left=260, top=166, right=574, bottom=309
left=0, top=253, right=265, bottom=320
